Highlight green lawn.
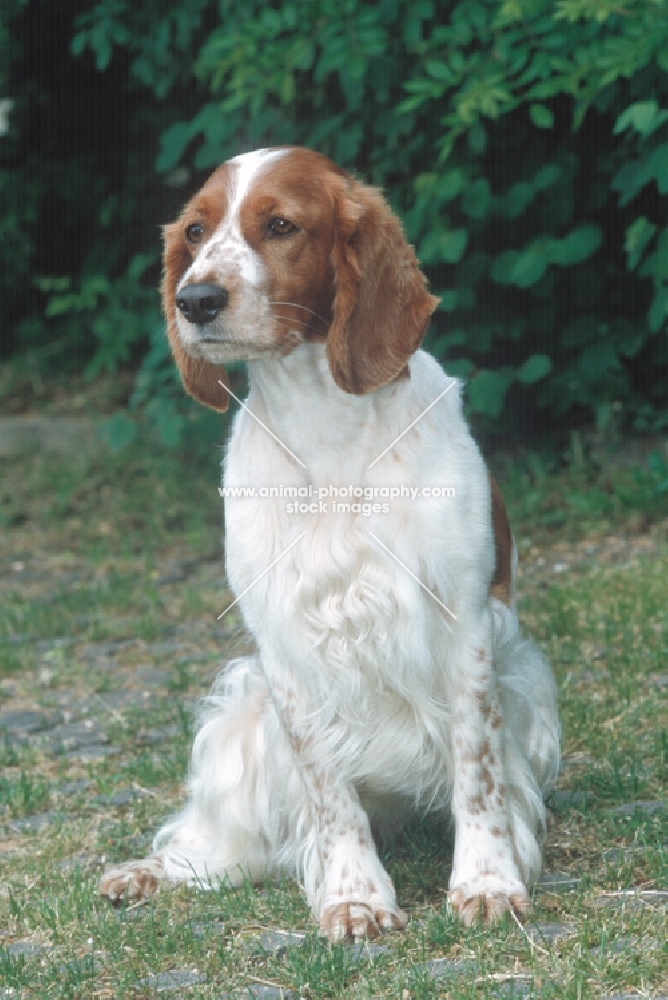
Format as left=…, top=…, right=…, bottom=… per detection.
left=1, top=434, right=667, bottom=999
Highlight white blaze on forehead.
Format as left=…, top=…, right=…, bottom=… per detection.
left=227, top=147, right=291, bottom=227
left=183, top=147, right=290, bottom=288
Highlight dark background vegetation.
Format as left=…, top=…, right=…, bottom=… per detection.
left=2, top=0, right=668, bottom=449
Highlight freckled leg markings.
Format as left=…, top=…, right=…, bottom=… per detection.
left=448, top=636, right=529, bottom=926
left=364, top=529, right=530, bottom=927
left=264, top=678, right=407, bottom=943
left=307, top=764, right=408, bottom=942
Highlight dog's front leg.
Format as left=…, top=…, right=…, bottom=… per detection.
left=265, top=673, right=407, bottom=942
left=448, top=609, right=530, bottom=925
left=306, top=760, right=407, bottom=941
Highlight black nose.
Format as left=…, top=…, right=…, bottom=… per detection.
left=175, top=283, right=229, bottom=325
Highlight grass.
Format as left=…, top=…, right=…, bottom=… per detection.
left=0, top=425, right=667, bottom=998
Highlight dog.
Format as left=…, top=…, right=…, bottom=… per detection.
left=100, top=147, right=559, bottom=941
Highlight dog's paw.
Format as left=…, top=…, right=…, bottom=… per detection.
left=319, top=900, right=407, bottom=942
left=448, top=879, right=529, bottom=927
left=99, top=857, right=165, bottom=905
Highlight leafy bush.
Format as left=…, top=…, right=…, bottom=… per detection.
left=4, top=0, right=667, bottom=442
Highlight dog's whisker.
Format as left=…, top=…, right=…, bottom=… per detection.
left=272, top=314, right=317, bottom=331
left=270, top=301, right=329, bottom=326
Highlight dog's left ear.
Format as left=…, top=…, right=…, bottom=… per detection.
left=326, top=177, right=440, bottom=395
left=162, top=222, right=230, bottom=413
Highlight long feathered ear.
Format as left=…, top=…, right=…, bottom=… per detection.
left=326, top=177, right=440, bottom=395
left=161, top=222, right=229, bottom=413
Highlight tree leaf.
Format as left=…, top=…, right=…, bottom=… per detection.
left=614, top=100, right=668, bottom=138
left=548, top=225, right=602, bottom=266
left=516, top=353, right=552, bottom=384
left=440, top=228, right=469, bottom=263
left=467, top=369, right=512, bottom=417
left=530, top=103, right=554, bottom=129
left=624, top=216, right=657, bottom=271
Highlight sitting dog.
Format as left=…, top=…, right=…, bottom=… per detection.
left=100, top=147, right=560, bottom=941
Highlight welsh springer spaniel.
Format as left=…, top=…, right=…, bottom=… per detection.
left=100, top=147, right=560, bottom=940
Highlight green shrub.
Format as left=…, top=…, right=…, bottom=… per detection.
left=3, top=0, right=667, bottom=441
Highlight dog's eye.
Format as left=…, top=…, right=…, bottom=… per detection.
left=185, top=222, right=205, bottom=244
left=269, top=217, right=297, bottom=237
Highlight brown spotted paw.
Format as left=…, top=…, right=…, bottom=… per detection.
left=99, top=857, right=165, bottom=905
left=448, top=881, right=530, bottom=927
left=319, top=901, right=407, bottom=942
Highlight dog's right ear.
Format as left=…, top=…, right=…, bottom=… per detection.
left=162, top=221, right=230, bottom=413
left=326, top=176, right=439, bottom=396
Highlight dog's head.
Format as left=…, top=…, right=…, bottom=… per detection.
left=162, top=147, right=439, bottom=411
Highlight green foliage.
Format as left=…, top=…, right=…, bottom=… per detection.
left=3, top=0, right=668, bottom=442
left=613, top=101, right=668, bottom=338
left=36, top=253, right=160, bottom=379
left=389, top=0, right=668, bottom=436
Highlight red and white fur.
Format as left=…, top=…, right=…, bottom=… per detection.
left=100, top=147, right=559, bottom=940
